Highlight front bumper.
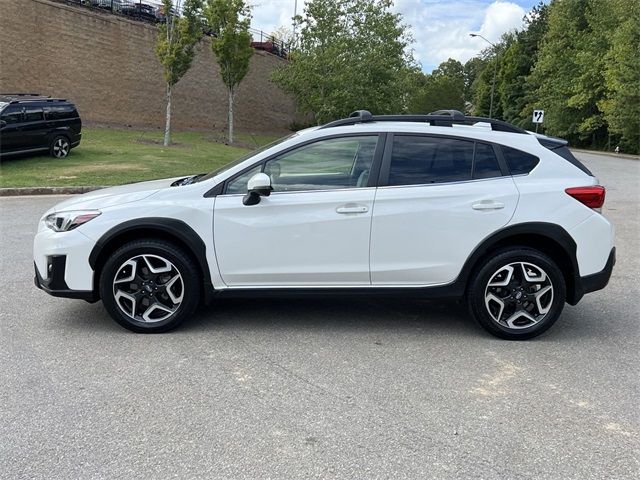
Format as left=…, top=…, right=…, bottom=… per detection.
left=34, top=258, right=98, bottom=302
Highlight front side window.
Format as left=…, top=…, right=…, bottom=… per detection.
left=1, top=106, right=23, bottom=125
left=264, top=136, right=378, bottom=192
left=388, top=136, right=474, bottom=186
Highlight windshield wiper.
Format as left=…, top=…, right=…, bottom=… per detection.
left=171, top=174, right=205, bottom=186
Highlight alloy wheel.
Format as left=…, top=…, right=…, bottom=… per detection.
left=112, top=254, right=184, bottom=323
left=52, top=138, right=70, bottom=158
left=484, top=262, right=554, bottom=329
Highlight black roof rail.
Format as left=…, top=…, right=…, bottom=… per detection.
left=8, top=98, right=67, bottom=104
left=319, top=109, right=528, bottom=134
left=0, top=93, right=42, bottom=96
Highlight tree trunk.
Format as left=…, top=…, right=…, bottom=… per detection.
left=228, top=88, right=234, bottom=144
left=164, top=83, right=172, bottom=147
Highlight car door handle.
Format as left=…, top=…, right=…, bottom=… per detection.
left=472, top=201, right=505, bottom=210
left=336, top=204, right=369, bottom=214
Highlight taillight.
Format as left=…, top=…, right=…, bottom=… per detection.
left=565, top=185, right=606, bottom=209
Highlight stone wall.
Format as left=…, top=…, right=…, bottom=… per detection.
left=0, top=0, right=297, bottom=133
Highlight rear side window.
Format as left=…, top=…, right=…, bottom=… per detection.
left=501, top=146, right=540, bottom=175
left=1, top=106, right=23, bottom=124
left=473, top=143, right=502, bottom=179
left=388, top=136, right=474, bottom=185
left=45, top=105, right=78, bottom=120
left=24, top=107, right=44, bottom=122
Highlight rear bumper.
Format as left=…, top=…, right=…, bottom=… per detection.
left=34, top=258, right=98, bottom=302
left=570, top=247, right=615, bottom=305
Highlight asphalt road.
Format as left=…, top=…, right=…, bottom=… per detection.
left=1, top=152, right=638, bottom=479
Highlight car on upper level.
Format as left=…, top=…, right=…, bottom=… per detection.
left=33, top=110, right=615, bottom=339
left=0, top=94, right=82, bottom=159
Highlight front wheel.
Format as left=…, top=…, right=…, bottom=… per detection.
left=99, top=240, right=201, bottom=333
left=467, top=248, right=566, bottom=340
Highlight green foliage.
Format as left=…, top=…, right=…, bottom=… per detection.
left=156, top=0, right=203, bottom=87
left=205, top=0, right=253, bottom=95
left=407, top=59, right=465, bottom=113
left=271, top=0, right=417, bottom=124
left=464, top=0, right=638, bottom=153
left=598, top=0, right=640, bottom=153
left=205, top=0, right=253, bottom=143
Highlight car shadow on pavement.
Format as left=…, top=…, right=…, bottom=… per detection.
left=183, top=296, right=482, bottom=338
left=60, top=295, right=483, bottom=338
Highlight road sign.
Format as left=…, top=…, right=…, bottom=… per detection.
left=533, top=110, right=544, bottom=124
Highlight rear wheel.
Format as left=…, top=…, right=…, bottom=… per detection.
left=50, top=136, right=70, bottom=158
left=468, top=248, right=566, bottom=340
left=99, top=240, right=201, bottom=333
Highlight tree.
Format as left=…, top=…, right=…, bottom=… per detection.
left=598, top=0, right=639, bottom=153
left=155, top=0, right=203, bottom=147
left=205, top=0, right=253, bottom=144
left=407, top=59, right=465, bottom=114
left=272, top=0, right=417, bottom=124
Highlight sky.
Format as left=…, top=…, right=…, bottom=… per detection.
left=249, top=0, right=545, bottom=72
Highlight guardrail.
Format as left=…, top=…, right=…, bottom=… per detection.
left=53, top=0, right=290, bottom=58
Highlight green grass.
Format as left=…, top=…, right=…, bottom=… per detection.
left=0, top=127, right=282, bottom=188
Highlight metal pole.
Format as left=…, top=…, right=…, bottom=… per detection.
left=292, top=0, right=298, bottom=49
left=489, top=56, right=497, bottom=119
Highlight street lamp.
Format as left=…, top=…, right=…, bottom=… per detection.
left=469, top=33, right=498, bottom=119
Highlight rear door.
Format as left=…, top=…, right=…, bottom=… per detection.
left=21, top=105, right=48, bottom=149
left=370, top=134, right=519, bottom=285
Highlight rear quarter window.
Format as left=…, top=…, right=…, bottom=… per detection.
left=501, top=146, right=540, bottom=175
left=45, top=105, right=78, bottom=120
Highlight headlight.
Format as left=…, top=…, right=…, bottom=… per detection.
left=44, top=211, right=101, bottom=232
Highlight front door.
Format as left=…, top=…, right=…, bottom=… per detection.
left=214, top=134, right=382, bottom=287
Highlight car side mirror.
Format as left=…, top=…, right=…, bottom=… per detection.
left=243, top=173, right=272, bottom=206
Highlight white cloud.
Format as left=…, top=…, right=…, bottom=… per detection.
left=248, top=0, right=527, bottom=72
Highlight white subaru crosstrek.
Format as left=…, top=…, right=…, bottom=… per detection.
left=34, top=110, right=615, bottom=339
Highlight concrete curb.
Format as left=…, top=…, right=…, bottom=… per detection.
left=0, top=186, right=109, bottom=197
left=571, top=148, right=639, bottom=160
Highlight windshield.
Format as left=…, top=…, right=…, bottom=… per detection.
left=195, top=133, right=298, bottom=183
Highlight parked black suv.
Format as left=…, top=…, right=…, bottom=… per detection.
left=0, top=94, right=82, bottom=159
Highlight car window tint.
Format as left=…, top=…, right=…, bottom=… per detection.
left=502, top=145, right=540, bottom=175
left=24, top=107, right=44, bottom=122
left=226, top=165, right=261, bottom=194
left=45, top=105, right=77, bottom=120
left=265, top=136, right=378, bottom=192
left=473, top=143, right=502, bottom=179
left=388, top=136, right=474, bottom=186
left=1, top=106, right=23, bottom=124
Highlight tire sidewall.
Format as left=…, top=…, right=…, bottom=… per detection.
left=99, top=241, right=201, bottom=333
left=468, top=248, right=566, bottom=340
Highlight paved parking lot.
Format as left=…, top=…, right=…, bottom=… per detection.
left=1, top=152, right=638, bottom=479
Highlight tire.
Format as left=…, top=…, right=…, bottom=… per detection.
left=99, top=239, right=201, bottom=333
left=50, top=135, right=71, bottom=158
left=467, top=247, right=566, bottom=340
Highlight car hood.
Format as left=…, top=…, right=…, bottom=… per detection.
left=51, top=176, right=185, bottom=212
